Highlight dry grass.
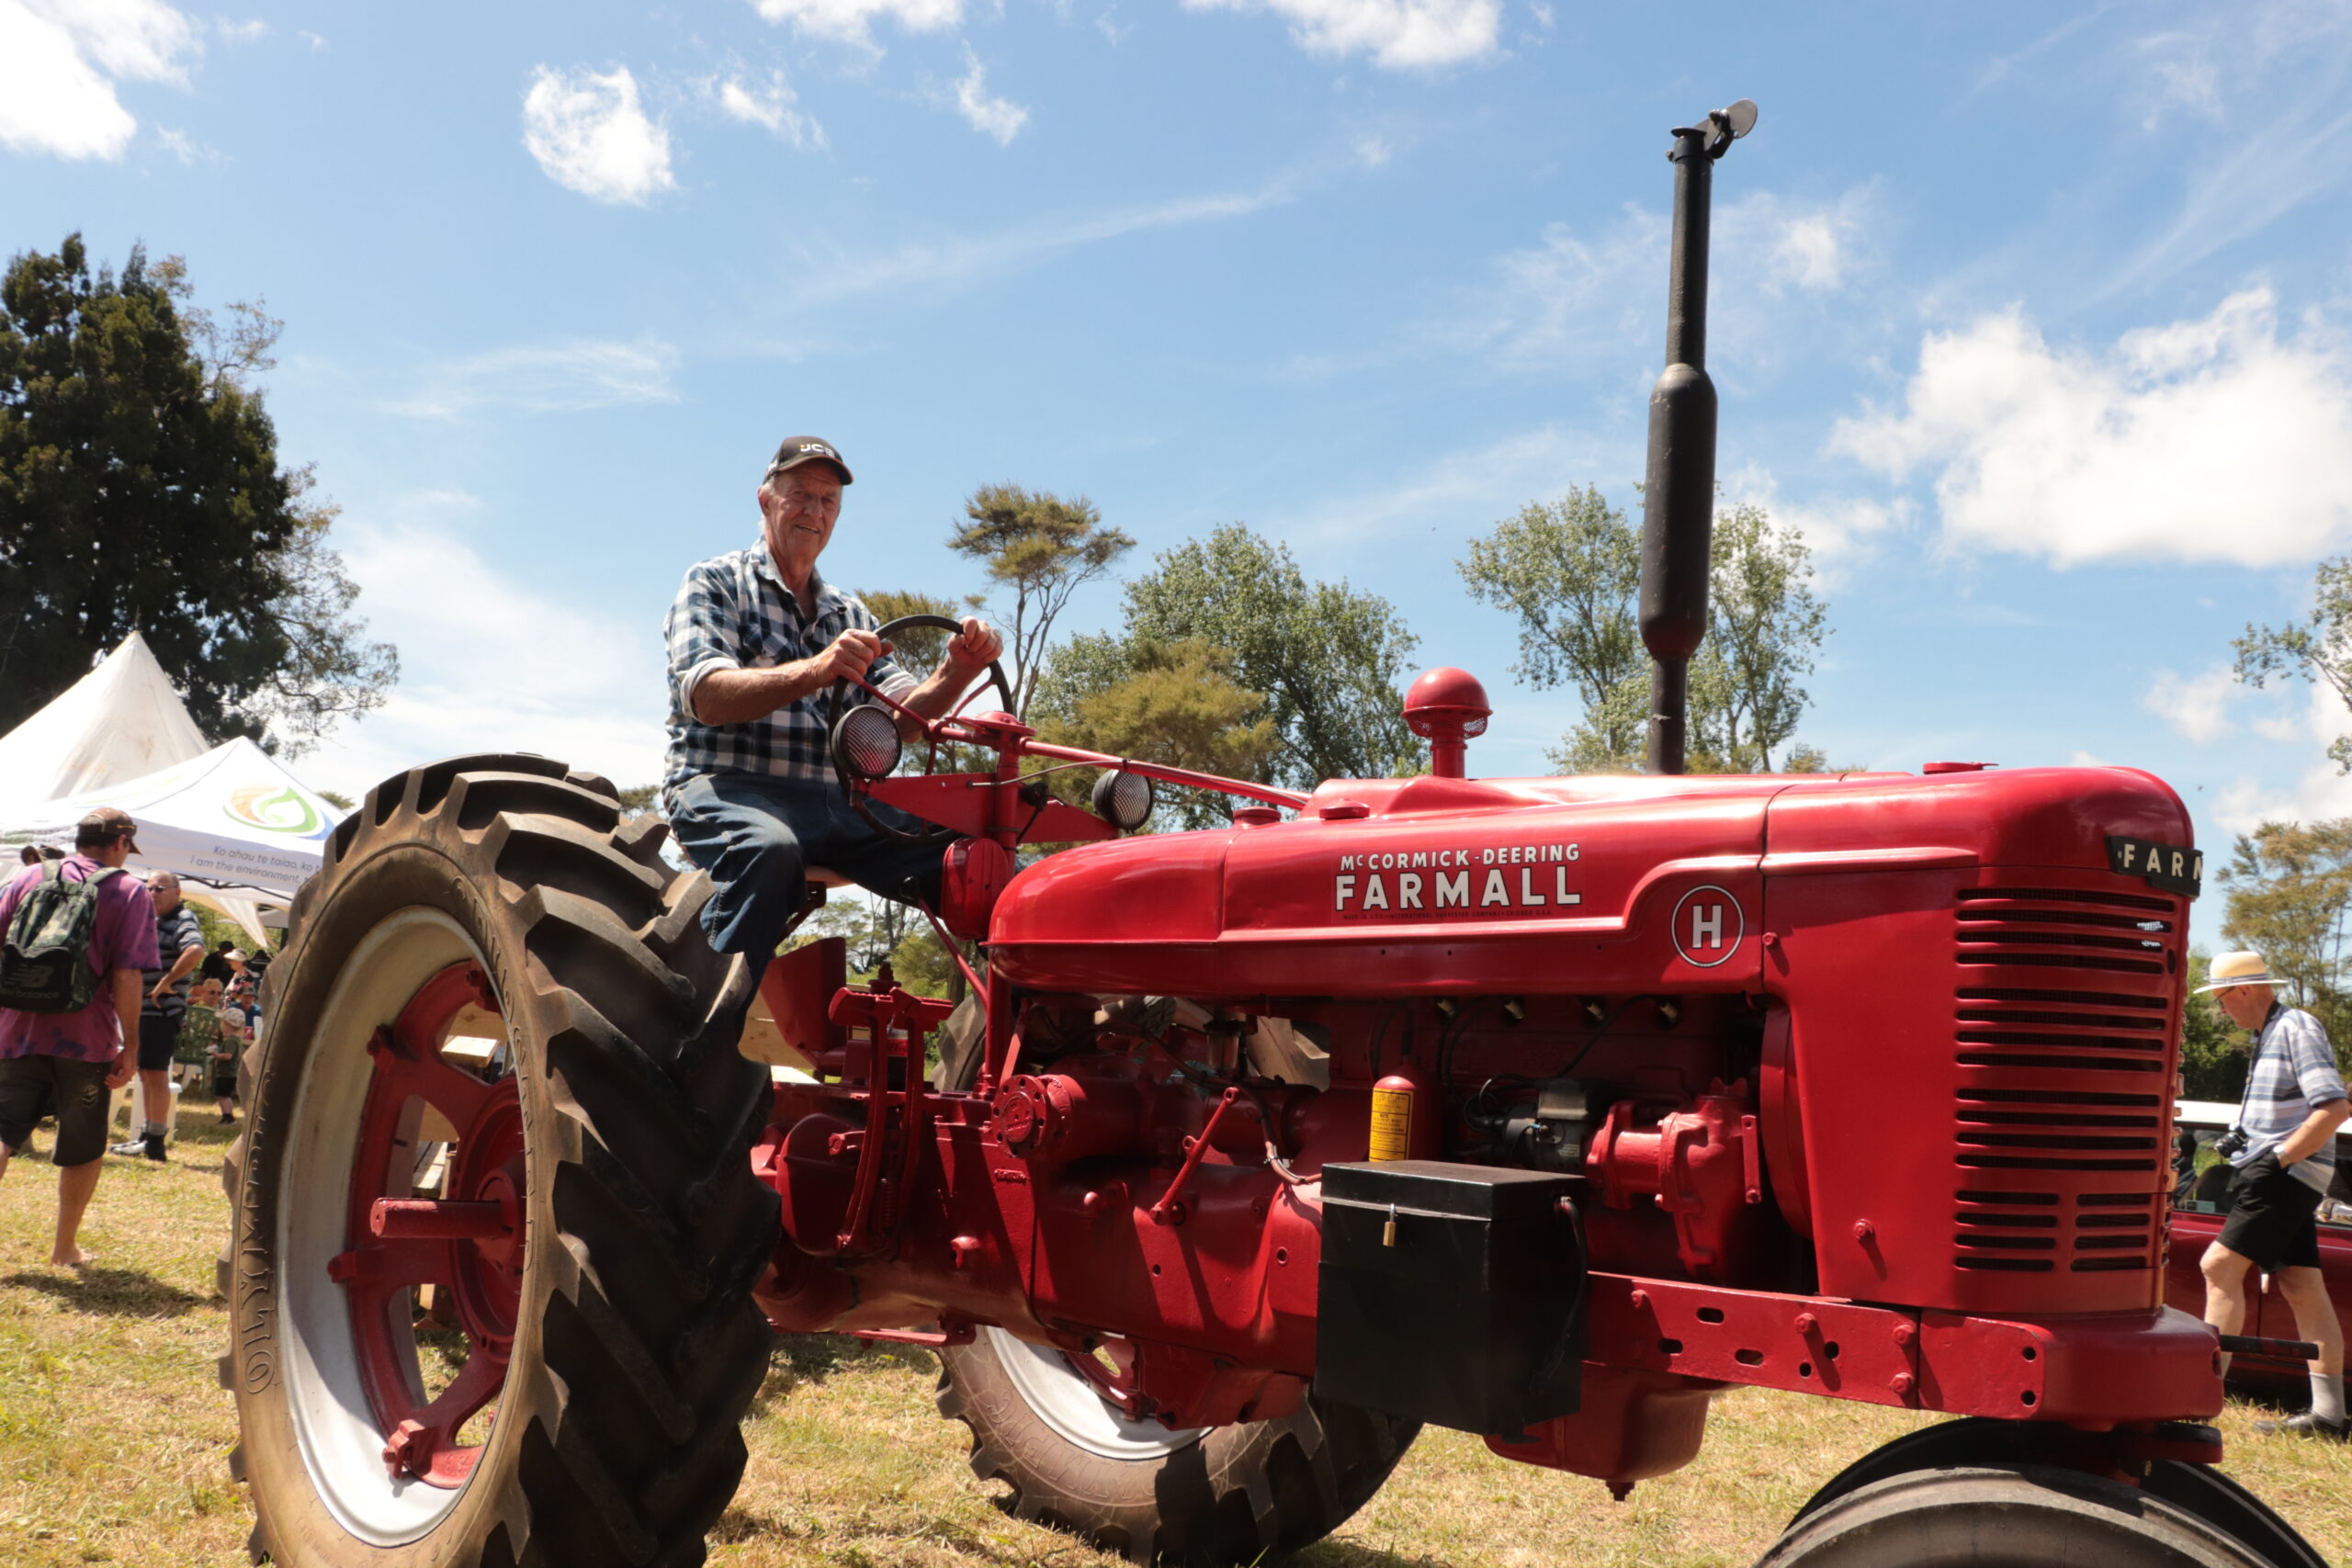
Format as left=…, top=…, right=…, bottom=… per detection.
left=3, top=1113, right=2346, bottom=1567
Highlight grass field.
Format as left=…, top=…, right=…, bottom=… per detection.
left=3, top=1110, right=2347, bottom=1567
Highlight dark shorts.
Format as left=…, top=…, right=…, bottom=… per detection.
left=2218, top=1154, right=2324, bottom=1273
left=0, top=1053, right=115, bottom=1166
left=209, top=1058, right=237, bottom=1100
left=136, top=1012, right=179, bottom=1072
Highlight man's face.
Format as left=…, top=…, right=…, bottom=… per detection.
left=2218, top=983, right=2273, bottom=1030
left=148, top=874, right=180, bottom=913
left=760, top=465, right=844, bottom=580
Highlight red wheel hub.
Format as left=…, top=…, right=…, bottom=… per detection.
left=332, top=962, right=524, bottom=1489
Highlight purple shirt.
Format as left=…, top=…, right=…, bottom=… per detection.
left=0, top=856, right=160, bottom=1063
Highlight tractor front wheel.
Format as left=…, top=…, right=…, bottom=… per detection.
left=220, top=755, right=779, bottom=1566
left=936, top=1325, right=1417, bottom=1566
left=1757, top=1463, right=2278, bottom=1568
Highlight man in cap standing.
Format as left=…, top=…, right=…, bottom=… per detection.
left=0, top=808, right=158, bottom=1267
left=662, top=436, right=1004, bottom=964
left=2197, top=950, right=2352, bottom=1438
left=112, top=869, right=205, bottom=1161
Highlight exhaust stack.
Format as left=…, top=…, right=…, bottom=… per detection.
left=1639, top=99, right=1756, bottom=775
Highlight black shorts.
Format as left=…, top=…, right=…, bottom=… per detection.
left=136, top=1012, right=179, bottom=1072
left=209, top=1059, right=237, bottom=1100
left=0, top=1053, right=116, bottom=1166
left=2218, top=1154, right=2324, bottom=1272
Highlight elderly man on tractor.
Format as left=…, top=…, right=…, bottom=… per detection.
left=662, top=435, right=1006, bottom=964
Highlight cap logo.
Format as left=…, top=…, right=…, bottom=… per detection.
left=798, top=442, right=835, bottom=457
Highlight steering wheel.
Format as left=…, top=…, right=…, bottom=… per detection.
left=826, top=614, right=1016, bottom=845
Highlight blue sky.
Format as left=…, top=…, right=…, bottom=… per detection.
left=7, top=1, right=2352, bottom=945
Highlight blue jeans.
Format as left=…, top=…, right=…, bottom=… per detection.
left=667, top=771, right=945, bottom=957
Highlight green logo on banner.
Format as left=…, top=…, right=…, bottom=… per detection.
left=225, top=784, right=322, bottom=836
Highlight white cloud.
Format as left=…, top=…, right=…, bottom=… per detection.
left=1830, top=287, right=2352, bottom=568
left=214, top=16, right=264, bottom=43
left=750, top=0, right=962, bottom=50
left=521, top=65, right=675, bottom=206
left=0, top=0, right=197, bottom=161
left=1287, top=423, right=1626, bottom=542
left=713, top=69, right=821, bottom=149
left=790, top=179, right=1295, bottom=302
left=951, top=55, right=1027, bottom=145
left=297, top=28, right=323, bottom=50
left=2143, top=665, right=2241, bottom=744
left=311, top=503, right=669, bottom=801
left=390, top=339, right=681, bottom=419
left=1452, top=187, right=1874, bottom=375
left=1352, top=133, right=1392, bottom=167
left=1719, top=463, right=1905, bottom=574
left=1182, top=0, right=1501, bottom=70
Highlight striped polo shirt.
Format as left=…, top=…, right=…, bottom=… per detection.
left=2232, top=1004, right=2349, bottom=1195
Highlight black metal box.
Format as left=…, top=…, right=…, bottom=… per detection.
left=1315, top=1160, right=1585, bottom=1436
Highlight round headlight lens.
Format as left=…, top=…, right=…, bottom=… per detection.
left=831, top=704, right=903, bottom=781
left=1091, top=769, right=1155, bottom=832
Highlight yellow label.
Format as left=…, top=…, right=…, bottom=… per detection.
left=1369, top=1088, right=1413, bottom=1162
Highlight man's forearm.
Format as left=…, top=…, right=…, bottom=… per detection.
left=163, top=944, right=202, bottom=989
left=2278, top=1099, right=2352, bottom=1166
left=695, top=662, right=828, bottom=726
left=899, top=660, right=990, bottom=725
left=113, top=969, right=141, bottom=1051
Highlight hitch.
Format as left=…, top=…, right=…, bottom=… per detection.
left=827, top=964, right=957, bottom=1258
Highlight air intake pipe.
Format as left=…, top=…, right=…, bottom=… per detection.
left=1640, top=99, right=1756, bottom=775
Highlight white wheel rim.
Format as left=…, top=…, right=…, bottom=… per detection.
left=277, top=908, right=500, bottom=1544
left=984, top=1326, right=1206, bottom=1461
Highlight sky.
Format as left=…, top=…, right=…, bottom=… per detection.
left=7, top=0, right=2352, bottom=949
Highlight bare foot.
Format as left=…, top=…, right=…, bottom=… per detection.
left=50, top=1245, right=89, bottom=1269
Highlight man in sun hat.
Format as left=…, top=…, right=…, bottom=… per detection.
left=0, top=807, right=158, bottom=1268
left=660, top=435, right=1005, bottom=964
left=2196, top=949, right=2352, bottom=1439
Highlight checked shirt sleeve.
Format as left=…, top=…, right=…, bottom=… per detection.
left=666, top=559, right=742, bottom=724
left=844, top=598, right=920, bottom=701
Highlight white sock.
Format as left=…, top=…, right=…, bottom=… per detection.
left=141, top=1122, right=164, bottom=1138
left=2313, top=1372, right=2346, bottom=1425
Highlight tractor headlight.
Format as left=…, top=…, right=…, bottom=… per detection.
left=831, top=704, right=902, bottom=781
left=1091, top=769, right=1155, bottom=832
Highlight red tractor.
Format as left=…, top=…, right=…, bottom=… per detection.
left=220, top=106, right=2330, bottom=1567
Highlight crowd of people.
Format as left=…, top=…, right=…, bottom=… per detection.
left=0, top=808, right=268, bottom=1267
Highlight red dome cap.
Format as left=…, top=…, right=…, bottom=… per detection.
left=1402, top=667, right=1492, bottom=738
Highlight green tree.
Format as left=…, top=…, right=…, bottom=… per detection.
left=2220, top=818, right=2352, bottom=1044
left=1033, top=637, right=1280, bottom=829
left=948, top=485, right=1133, bottom=717
left=0, top=236, right=395, bottom=750
left=860, top=588, right=983, bottom=678
left=1459, top=491, right=1827, bottom=773
left=1459, top=486, right=1645, bottom=764
left=2180, top=949, right=2248, bottom=1102
left=1069, top=525, right=1419, bottom=788
left=2234, top=556, right=2352, bottom=772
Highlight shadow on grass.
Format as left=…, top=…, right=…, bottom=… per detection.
left=5, top=1264, right=206, bottom=1316
left=1292, top=1543, right=1460, bottom=1568
left=751, top=1332, right=940, bottom=1416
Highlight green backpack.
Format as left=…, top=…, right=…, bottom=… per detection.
left=0, top=862, right=124, bottom=1014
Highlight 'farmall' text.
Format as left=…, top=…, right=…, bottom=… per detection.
left=1335, top=842, right=1581, bottom=914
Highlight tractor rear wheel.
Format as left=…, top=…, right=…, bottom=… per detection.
left=935, top=1326, right=1417, bottom=1566
left=1756, top=1463, right=2275, bottom=1567
left=220, top=755, right=779, bottom=1567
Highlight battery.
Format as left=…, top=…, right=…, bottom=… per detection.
left=1315, top=1160, right=1585, bottom=1437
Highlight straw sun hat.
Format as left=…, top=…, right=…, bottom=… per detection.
left=2194, top=951, right=2280, bottom=993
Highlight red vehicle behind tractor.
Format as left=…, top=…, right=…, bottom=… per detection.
left=221, top=105, right=2331, bottom=1567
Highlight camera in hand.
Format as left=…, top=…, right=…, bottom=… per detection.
left=2214, top=1125, right=2250, bottom=1161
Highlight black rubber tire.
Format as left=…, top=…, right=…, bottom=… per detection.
left=935, top=1326, right=1417, bottom=1566
left=1787, top=1417, right=2325, bottom=1568
left=218, top=754, right=779, bottom=1567
left=1756, top=1463, right=2275, bottom=1567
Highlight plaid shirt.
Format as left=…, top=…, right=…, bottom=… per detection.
left=662, top=539, right=917, bottom=807
left=2233, top=1003, right=2349, bottom=1194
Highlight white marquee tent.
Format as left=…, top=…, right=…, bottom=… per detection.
left=0, top=635, right=345, bottom=943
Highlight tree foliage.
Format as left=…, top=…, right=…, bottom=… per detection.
left=1033, top=637, right=1280, bottom=829
left=0, top=236, right=394, bottom=750
left=1459, top=491, right=1827, bottom=773
left=1046, top=525, right=1419, bottom=792
left=2234, top=555, right=2352, bottom=773
left=859, top=587, right=982, bottom=676
left=2180, top=949, right=2248, bottom=1103
left=948, top=485, right=1132, bottom=717
left=2221, top=818, right=2352, bottom=1045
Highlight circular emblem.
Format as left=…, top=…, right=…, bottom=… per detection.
left=1670, top=885, right=1746, bottom=968
left=225, top=784, right=323, bottom=837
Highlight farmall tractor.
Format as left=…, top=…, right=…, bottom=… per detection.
left=222, top=105, right=2331, bottom=1568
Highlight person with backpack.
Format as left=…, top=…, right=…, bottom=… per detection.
left=112, top=870, right=204, bottom=1162
left=0, top=808, right=159, bottom=1268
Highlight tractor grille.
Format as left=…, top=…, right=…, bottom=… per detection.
left=1950, top=884, right=2179, bottom=1277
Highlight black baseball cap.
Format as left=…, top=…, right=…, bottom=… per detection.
left=766, top=435, right=853, bottom=485
left=75, top=807, right=140, bottom=852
